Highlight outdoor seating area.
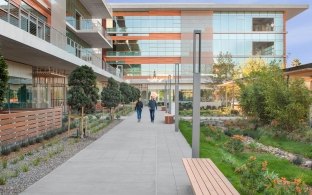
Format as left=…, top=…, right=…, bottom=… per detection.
left=183, top=158, right=240, bottom=195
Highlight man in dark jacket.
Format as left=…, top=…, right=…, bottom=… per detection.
left=148, top=96, right=157, bottom=123
left=135, top=98, right=143, bottom=122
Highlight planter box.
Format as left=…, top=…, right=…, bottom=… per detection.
left=161, top=106, right=167, bottom=111
left=165, top=114, right=174, bottom=124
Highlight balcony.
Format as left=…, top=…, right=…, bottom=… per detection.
left=79, top=0, right=112, bottom=18
left=0, top=4, right=121, bottom=81
left=66, top=18, right=112, bottom=48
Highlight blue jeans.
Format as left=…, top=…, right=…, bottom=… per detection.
left=149, top=109, right=155, bottom=122
left=136, top=109, right=142, bottom=120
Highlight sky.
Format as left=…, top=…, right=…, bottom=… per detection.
left=108, top=0, right=312, bottom=66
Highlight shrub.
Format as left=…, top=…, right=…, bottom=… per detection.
left=224, top=135, right=245, bottom=154
left=2, top=160, right=7, bottom=169
left=19, top=154, right=24, bottom=161
left=32, top=157, right=41, bottom=166
left=28, top=137, right=36, bottom=145
left=0, top=146, right=12, bottom=156
left=35, top=136, right=43, bottom=143
left=21, top=139, right=30, bottom=147
left=236, top=156, right=310, bottom=194
left=0, top=176, right=6, bottom=185
left=10, top=170, right=19, bottom=178
left=11, top=144, right=20, bottom=152
left=21, top=164, right=29, bottom=172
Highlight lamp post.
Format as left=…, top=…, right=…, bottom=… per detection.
left=164, top=81, right=167, bottom=112
left=168, top=75, right=172, bottom=114
left=192, top=30, right=201, bottom=158
left=175, top=63, right=180, bottom=132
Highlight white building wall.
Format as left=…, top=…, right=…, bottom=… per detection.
left=6, top=60, right=32, bottom=79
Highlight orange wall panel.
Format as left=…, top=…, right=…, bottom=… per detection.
left=106, top=57, right=181, bottom=64
left=149, top=10, right=181, bottom=16
left=114, top=12, right=149, bottom=16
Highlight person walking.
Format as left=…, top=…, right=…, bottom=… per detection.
left=148, top=96, right=157, bottom=123
left=135, top=98, right=143, bottom=122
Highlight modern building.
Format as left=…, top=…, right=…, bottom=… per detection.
left=0, top=0, right=119, bottom=110
left=105, top=3, right=308, bottom=101
left=0, top=2, right=309, bottom=108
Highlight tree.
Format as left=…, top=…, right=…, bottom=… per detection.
left=0, top=55, right=9, bottom=110
left=291, top=58, right=301, bottom=67
left=129, top=85, right=140, bottom=102
left=120, top=82, right=132, bottom=104
left=238, top=60, right=312, bottom=131
left=67, top=65, right=99, bottom=113
left=212, top=52, right=235, bottom=84
left=101, top=77, right=121, bottom=120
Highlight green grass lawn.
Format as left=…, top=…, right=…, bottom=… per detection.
left=179, top=120, right=312, bottom=194
left=259, top=135, right=312, bottom=159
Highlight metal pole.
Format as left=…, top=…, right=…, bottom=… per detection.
left=175, top=63, right=180, bottom=132
left=168, top=75, right=171, bottom=114
left=192, top=30, right=201, bottom=158
left=164, top=81, right=167, bottom=112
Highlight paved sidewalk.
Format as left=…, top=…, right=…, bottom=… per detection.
left=21, top=108, right=193, bottom=195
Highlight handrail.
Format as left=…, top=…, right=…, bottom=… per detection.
left=0, top=0, right=120, bottom=78
left=66, top=18, right=112, bottom=46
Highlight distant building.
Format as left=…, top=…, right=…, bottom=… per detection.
left=105, top=3, right=308, bottom=100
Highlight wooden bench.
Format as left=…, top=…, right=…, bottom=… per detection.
left=182, top=158, right=240, bottom=195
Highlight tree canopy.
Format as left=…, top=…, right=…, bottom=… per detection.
left=67, top=65, right=99, bottom=113
left=238, top=60, right=312, bottom=131
left=120, top=82, right=132, bottom=104
left=101, top=77, right=120, bottom=109
left=212, top=52, right=235, bottom=84
left=0, top=55, right=9, bottom=110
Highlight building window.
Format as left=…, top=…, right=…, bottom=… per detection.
left=253, top=42, right=274, bottom=55
left=253, top=18, right=274, bottom=31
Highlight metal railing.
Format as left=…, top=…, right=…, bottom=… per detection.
left=0, top=0, right=119, bottom=78
left=66, top=18, right=112, bottom=46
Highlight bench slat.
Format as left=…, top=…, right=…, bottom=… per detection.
left=195, top=158, right=226, bottom=195
left=204, top=159, right=240, bottom=195
left=187, top=159, right=212, bottom=195
left=183, top=158, right=240, bottom=195
left=182, top=159, right=204, bottom=195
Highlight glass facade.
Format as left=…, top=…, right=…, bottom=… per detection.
left=108, top=40, right=181, bottom=57
left=109, top=16, right=181, bottom=33
left=107, top=11, right=285, bottom=78
left=213, top=12, right=284, bottom=65
left=4, top=77, right=33, bottom=109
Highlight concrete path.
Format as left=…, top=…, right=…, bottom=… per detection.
left=21, top=108, right=193, bottom=195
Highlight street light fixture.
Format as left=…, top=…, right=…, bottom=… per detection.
left=192, top=30, right=201, bottom=158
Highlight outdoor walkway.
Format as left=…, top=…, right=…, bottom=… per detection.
left=21, top=108, right=193, bottom=195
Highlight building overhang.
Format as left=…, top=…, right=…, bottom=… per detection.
left=284, top=63, right=312, bottom=80
left=80, top=0, right=112, bottom=18
left=66, top=22, right=112, bottom=48
left=0, top=19, right=121, bottom=82
left=111, top=3, right=308, bottom=20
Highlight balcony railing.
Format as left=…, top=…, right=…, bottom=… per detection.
left=0, top=0, right=119, bottom=78
left=66, top=18, right=112, bottom=46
